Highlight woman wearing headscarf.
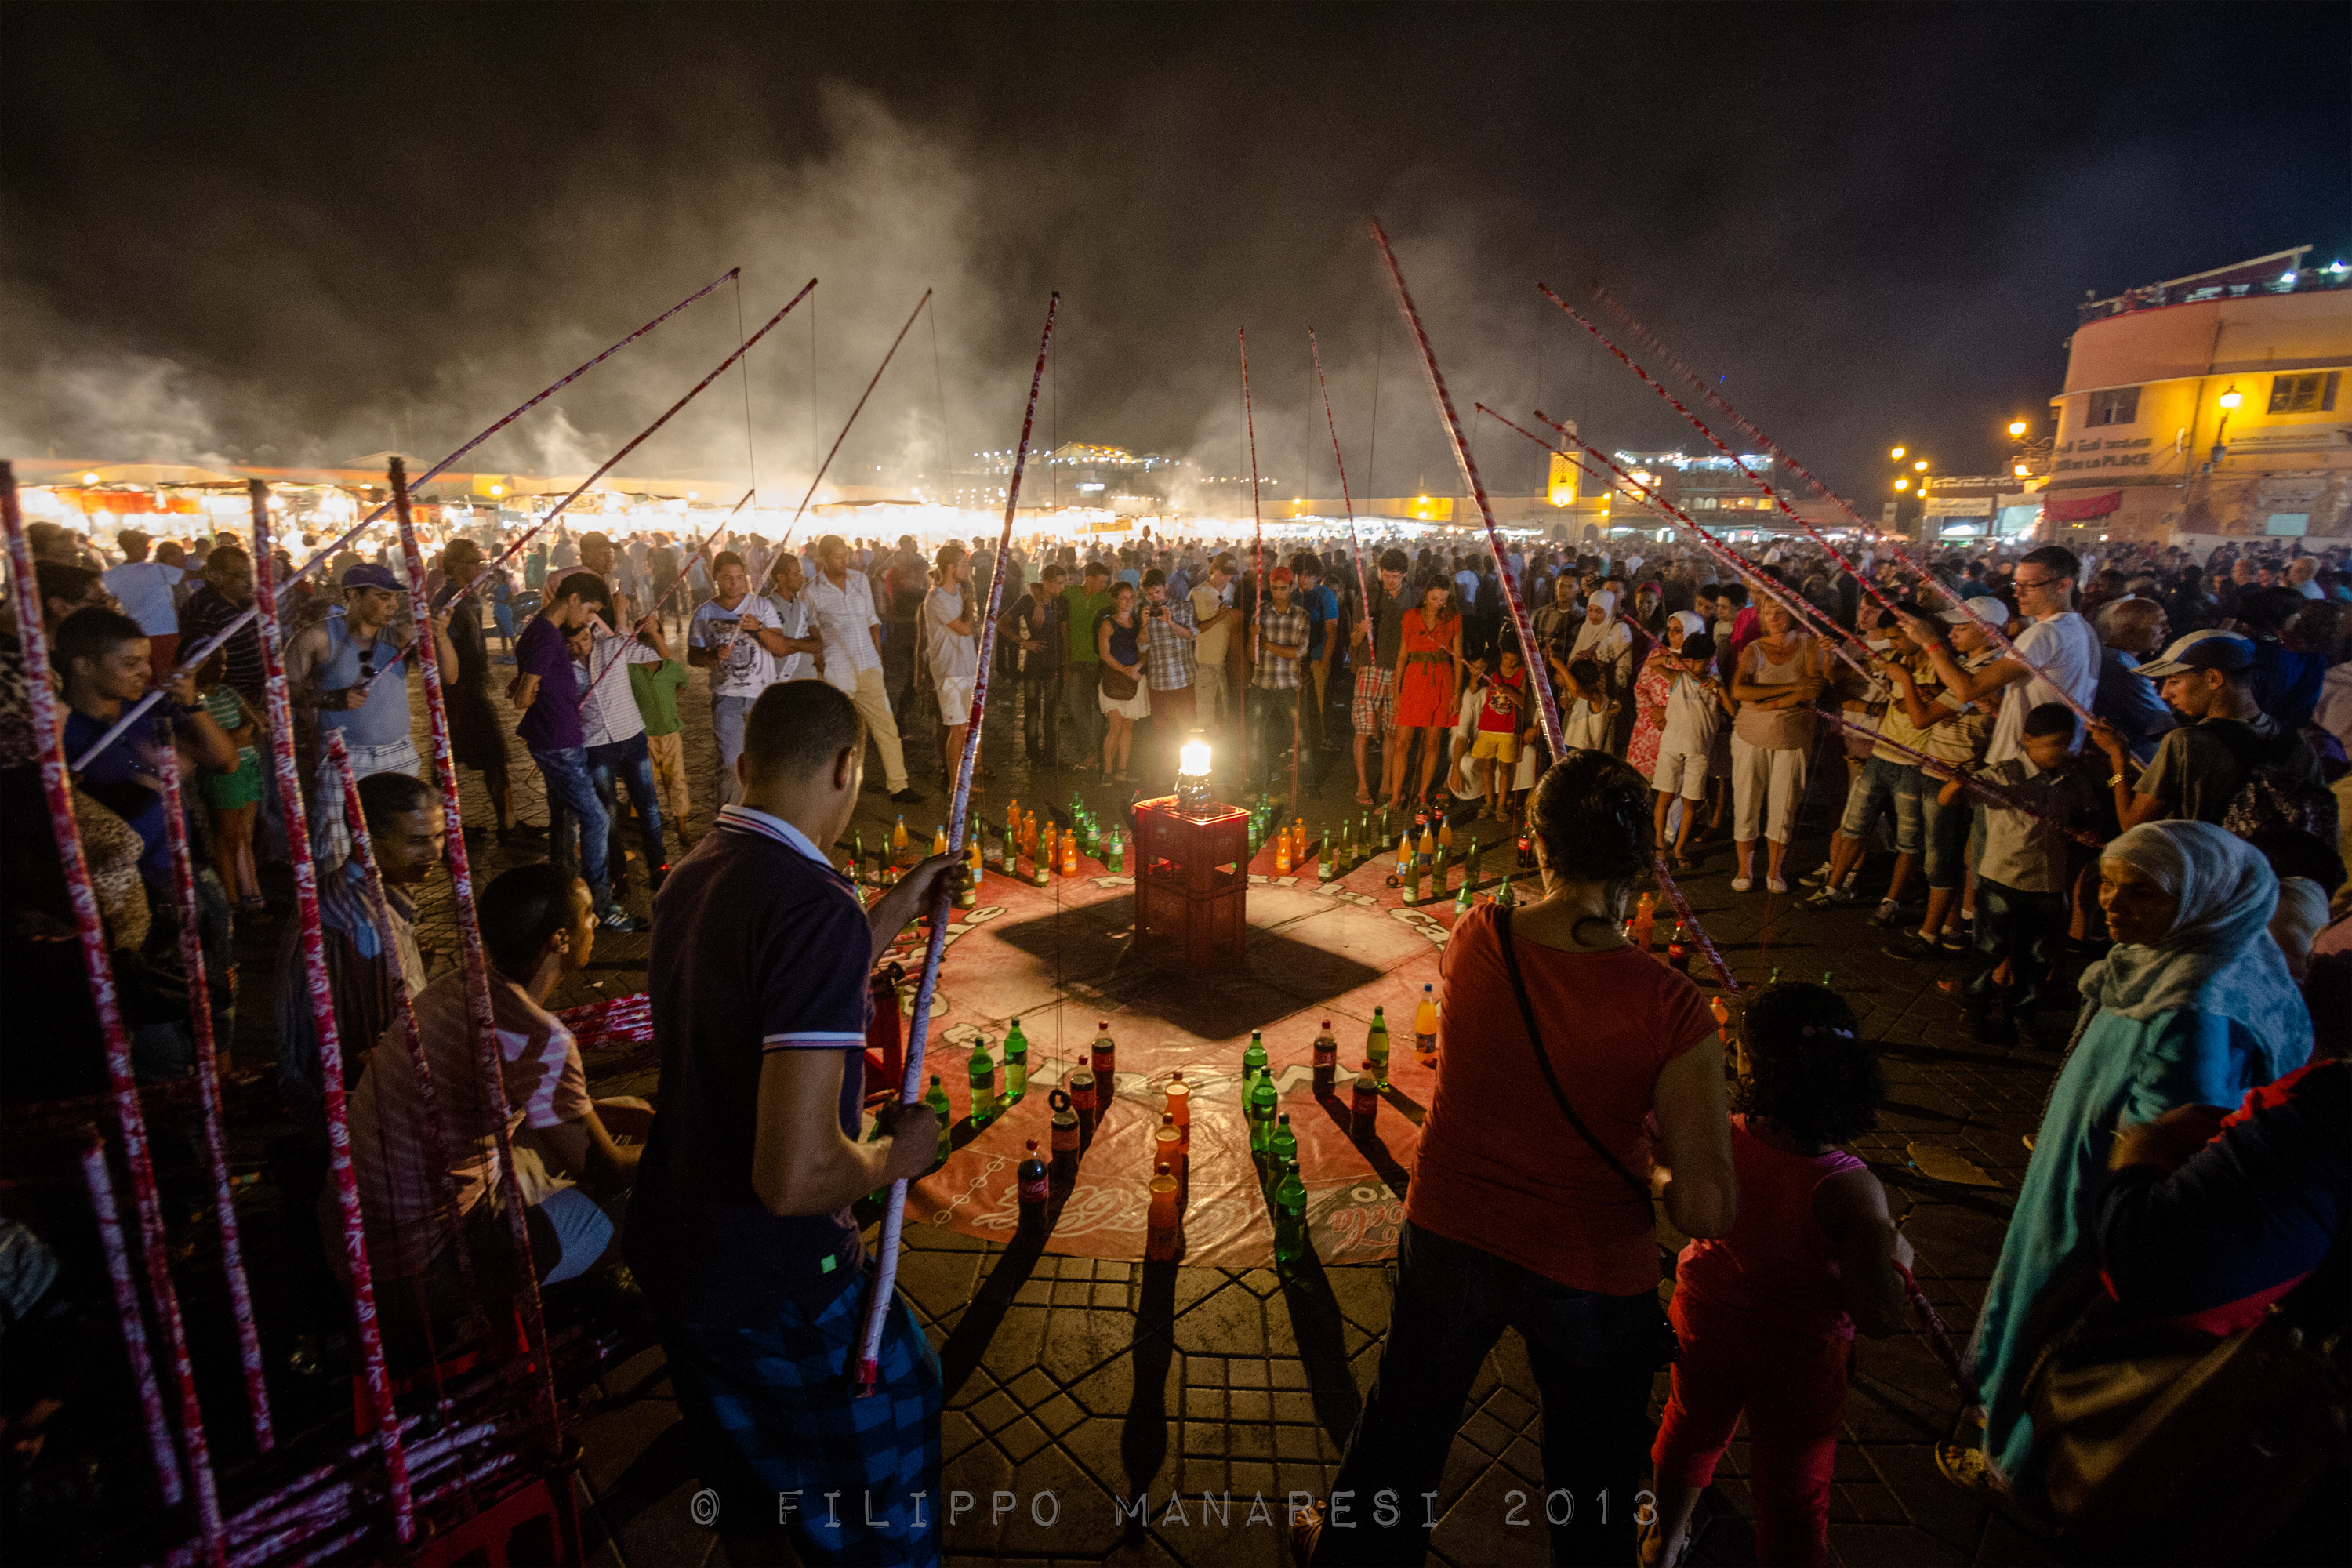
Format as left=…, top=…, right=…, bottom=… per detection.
left=1946, top=821, right=2312, bottom=1507
left=1569, top=588, right=1635, bottom=701
left=1628, top=610, right=1701, bottom=783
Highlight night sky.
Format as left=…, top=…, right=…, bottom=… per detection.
left=5, top=3, right=2346, bottom=506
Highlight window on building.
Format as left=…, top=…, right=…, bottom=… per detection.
left=2086, top=387, right=2141, bottom=427
left=2267, top=372, right=2340, bottom=415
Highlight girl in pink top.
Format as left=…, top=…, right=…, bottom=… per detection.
left=1645, top=982, right=1915, bottom=1568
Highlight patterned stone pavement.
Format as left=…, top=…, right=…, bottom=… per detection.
left=291, top=651, right=2071, bottom=1568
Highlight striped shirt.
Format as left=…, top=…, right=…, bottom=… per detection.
left=578, top=626, right=663, bottom=748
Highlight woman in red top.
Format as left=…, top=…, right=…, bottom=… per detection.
left=1305, top=750, right=1736, bottom=1568
left=1387, top=576, right=1461, bottom=814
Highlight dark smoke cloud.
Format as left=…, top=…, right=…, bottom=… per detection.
left=4, top=3, right=2345, bottom=510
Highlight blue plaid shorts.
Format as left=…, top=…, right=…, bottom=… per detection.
left=660, top=1269, right=942, bottom=1565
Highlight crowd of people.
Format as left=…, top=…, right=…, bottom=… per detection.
left=3, top=503, right=2350, bottom=1565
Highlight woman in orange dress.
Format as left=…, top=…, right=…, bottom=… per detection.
left=1388, top=576, right=1463, bottom=812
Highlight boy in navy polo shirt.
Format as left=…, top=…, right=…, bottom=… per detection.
left=629, top=679, right=956, bottom=1566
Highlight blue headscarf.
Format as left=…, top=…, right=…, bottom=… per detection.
left=2083, top=821, right=2310, bottom=1052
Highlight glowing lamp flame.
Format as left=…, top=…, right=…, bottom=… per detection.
left=1179, top=738, right=1212, bottom=778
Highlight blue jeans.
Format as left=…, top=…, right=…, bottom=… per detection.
left=588, top=731, right=667, bottom=875
left=530, top=743, right=611, bottom=903
left=1918, top=770, right=1970, bottom=889
left=1314, top=1221, right=1661, bottom=1566
left=711, top=694, right=753, bottom=807
left=1839, top=755, right=1922, bottom=855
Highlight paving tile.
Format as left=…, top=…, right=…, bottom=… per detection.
left=1034, top=1392, right=1087, bottom=1439
left=1172, top=1286, right=1266, bottom=1357
left=1002, top=1443, right=1133, bottom=1557
left=1429, top=1460, right=1551, bottom=1568
left=1484, top=1385, right=1537, bottom=1432
left=970, top=1388, right=1023, bottom=1435
left=1227, top=1358, right=1269, bottom=1388
left=939, top=1436, right=1014, bottom=1559
left=1226, top=1388, right=1271, bottom=1424
left=1006, top=1367, right=1061, bottom=1410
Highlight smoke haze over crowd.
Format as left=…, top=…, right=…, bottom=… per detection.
left=4, top=4, right=2346, bottom=508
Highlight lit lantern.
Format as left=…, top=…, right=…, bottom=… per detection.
left=1176, top=731, right=1214, bottom=813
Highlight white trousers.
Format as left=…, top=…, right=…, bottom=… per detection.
left=848, top=666, right=909, bottom=793
left=1731, top=734, right=1808, bottom=845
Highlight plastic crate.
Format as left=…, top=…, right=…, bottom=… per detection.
left=1133, top=796, right=1247, bottom=896
left=1136, top=875, right=1248, bottom=971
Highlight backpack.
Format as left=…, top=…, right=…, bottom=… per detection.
left=2205, top=720, right=2340, bottom=849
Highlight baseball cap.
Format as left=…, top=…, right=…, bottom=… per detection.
left=1937, top=594, right=2008, bottom=626
left=2134, top=629, right=2253, bottom=679
left=342, top=564, right=401, bottom=592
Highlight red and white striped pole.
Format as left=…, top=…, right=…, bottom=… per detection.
left=3, top=460, right=227, bottom=1561
left=247, top=479, right=417, bottom=1541
left=390, top=463, right=561, bottom=1445
left=1369, top=221, right=1563, bottom=755
left=154, top=744, right=274, bottom=1451
left=1307, top=329, right=1375, bottom=643
left=855, top=292, right=1058, bottom=1396
left=77, top=1137, right=182, bottom=1510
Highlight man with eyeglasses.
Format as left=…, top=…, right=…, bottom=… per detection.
left=1899, top=545, right=2100, bottom=764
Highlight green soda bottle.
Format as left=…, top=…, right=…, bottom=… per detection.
left=1496, top=872, right=1516, bottom=908
left=1269, top=1111, right=1298, bottom=1170
left=925, top=1074, right=953, bottom=1164
left=1367, top=1007, right=1391, bottom=1088
left=1242, top=1030, right=1268, bottom=1090
left=1454, top=877, right=1474, bottom=916
left=1003, top=1019, right=1029, bottom=1102
left=1272, top=1157, right=1308, bottom=1263
left=851, top=828, right=866, bottom=883
left=1247, top=1074, right=1278, bottom=1158
left=1821, top=970, right=1835, bottom=990
left=1767, top=966, right=1784, bottom=987
left=967, top=1035, right=997, bottom=1128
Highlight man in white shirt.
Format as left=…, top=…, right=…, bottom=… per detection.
left=103, top=529, right=185, bottom=680
left=762, top=554, right=825, bottom=684
left=572, top=617, right=673, bottom=894
left=807, top=533, right=920, bottom=802
left=688, top=551, right=789, bottom=807
left=1900, top=546, right=2100, bottom=763
left=1189, top=554, right=1239, bottom=732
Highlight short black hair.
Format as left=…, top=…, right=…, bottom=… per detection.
left=2021, top=545, right=2080, bottom=582
left=479, top=863, right=586, bottom=981
left=711, top=550, right=745, bottom=575
left=1736, top=982, right=1881, bottom=1147
left=56, top=606, right=147, bottom=671
left=357, top=771, right=437, bottom=833
left=551, top=570, right=609, bottom=606
left=2022, top=701, right=2076, bottom=739
left=37, top=561, right=100, bottom=612
left=1377, top=548, right=1410, bottom=574
left=1679, top=631, right=1716, bottom=664
left=1142, top=568, right=1167, bottom=588
left=1717, top=582, right=1749, bottom=609
left=1082, top=560, right=1109, bottom=579
left=742, top=678, right=866, bottom=783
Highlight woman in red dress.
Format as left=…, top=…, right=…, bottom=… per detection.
left=1388, top=576, right=1462, bottom=812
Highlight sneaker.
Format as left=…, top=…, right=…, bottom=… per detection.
left=1871, top=898, right=1904, bottom=928
left=598, top=902, right=643, bottom=932
left=1800, top=885, right=1857, bottom=910
left=889, top=786, right=927, bottom=805
left=1730, top=876, right=1753, bottom=893
left=1939, top=926, right=1969, bottom=953
left=1882, top=932, right=1938, bottom=961
left=1766, top=877, right=1790, bottom=895
left=1799, top=863, right=1834, bottom=887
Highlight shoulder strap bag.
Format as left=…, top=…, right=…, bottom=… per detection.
left=1493, top=906, right=1654, bottom=1221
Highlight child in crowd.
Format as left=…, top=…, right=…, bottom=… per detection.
left=193, top=650, right=267, bottom=914
left=1941, top=701, right=2103, bottom=1044
left=1651, top=630, right=1725, bottom=873
left=1471, top=640, right=1531, bottom=820
left=1646, top=982, right=1912, bottom=1568
left=1559, top=655, right=1617, bottom=753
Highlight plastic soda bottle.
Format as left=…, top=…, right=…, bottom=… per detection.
left=1403, top=851, right=1422, bottom=906
left=851, top=828, right=866, bottom=882
left=1091, top=1020, right=1116, bottom=1084
left=1367, top=1007, right=1391, bottom=1087
left=1269, top=1110, right=1298, bottom=1171
left=1155, top=1112, right=1186, bottom=1189
left=1069, top=1050, right=1098, bottom=1115
left=924, top=1075, right=953, bottom=1164
left=1048, top=1089, right=1080, bottom=1178
left=1417, top=818, right=1436, bottom=868
left=1496, top=872, right=1516, bottom=908
left=1242, top=1030, right=1268, bottom=1089
left=1247, top=1074, right=1279, bottom=1157
left=1710, top=995, right=1732, bottom=1029
left=1351, top=1062, right=1379, bottom=1129
left=1274, top=826, right=1292, bottom=875
left=932, top=824, right=949, bottom=858
left=1437, top=816, right=1454, bottom=851
left=1146, top=1162, right=1181, bottom=1261
left=960, top=837, right=981, bottom=908
left=894, top=814, right=909, bottom=855
left=1312, top=1020, right=1338, bottom=1097
left=1018, top=1139, right=1050, bottom=1232
left=1003, top=1019, right=1029, bottom=1102
left=1062, top=831, right=1078, bottom=877
left=967, top=1036, right=997, bottom=1128
left=1633, top=891, right=1657, bottom=950
left=1454, top=877, right=1473, bottom=916
left=1667, top=921, right=1690, bottom=973
left=1414, top=985, right=1439, bottom=1065
left=1165, top=1069, right=1192, bottom=1137
left=1272, top=1157, right=1308, bottom=1263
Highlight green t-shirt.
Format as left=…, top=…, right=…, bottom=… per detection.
left=1062, top=585, right=1111, bottom=664
left=628, top=658, right=691, bottom=738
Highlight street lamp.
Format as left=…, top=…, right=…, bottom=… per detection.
left=2007, top=420, right=2029, bottom=438
left=1889, top=446, right=1907, bottom=461
left=1894, top=477, right=1911, bottom=492
left=2217, top=384, right=2243, bottom=411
